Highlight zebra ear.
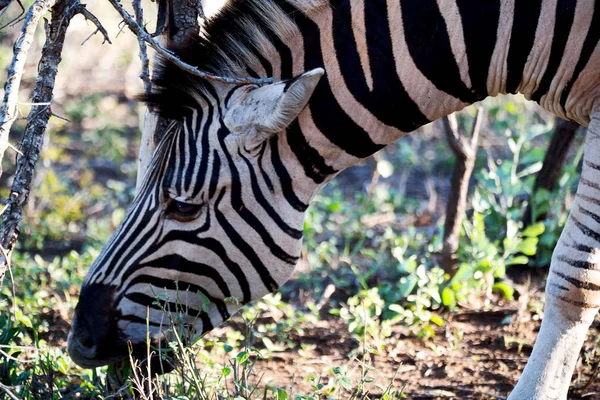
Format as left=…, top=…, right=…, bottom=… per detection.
left=224, top=68, right=324, bottom=136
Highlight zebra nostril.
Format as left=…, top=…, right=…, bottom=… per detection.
left=76, top=340, right=97, bottom=358
left=71, top=313, right=97, bottom=356
left=77, top=329, right=94, bottom=350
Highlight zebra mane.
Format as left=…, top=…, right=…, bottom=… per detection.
left=140, top=0, right=325, bottom=121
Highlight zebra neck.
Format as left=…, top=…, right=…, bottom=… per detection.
left=254, top=0, right=474, bottom=187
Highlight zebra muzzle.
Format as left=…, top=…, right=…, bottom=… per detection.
left=68, top=283, right=126, bottom=368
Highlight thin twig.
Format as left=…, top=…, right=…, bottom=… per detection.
left=574, top=357, right=600, bottom=394
left=0, top=348, right=37, bottom=363
left=0, top=382, right=19, bottom=400
left=0, top=0, right=57, bottom=179
left=425, top=386, right=507, bottom=400
left=132, top=0, right=151, bottom=94
left=76, top=3, right=111, bottom=44
left=6, top=143, right=22, bottom=155
left=51, top=112, right=70, bottom=122
left=0, top=344, right=38, bottom=350
left=106, top=0, right=273, bottom=85
left=0, top=0, right=25, bottom=30
left=455, top=386, right=507, bottom=400
left=0, top=0, right=12, bottom=13
left=151, top=0, right=167, bottom=37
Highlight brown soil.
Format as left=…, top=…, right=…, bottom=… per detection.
left=210, top=273, right=600, bottom=400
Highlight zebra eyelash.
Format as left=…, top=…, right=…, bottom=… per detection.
left=165, top=199, right=206, bottom=222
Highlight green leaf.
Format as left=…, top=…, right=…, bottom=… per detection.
left=506, top=255, right=529, bottom=265
left=441, top=287, right=456, bottom=308
left=262, top=337, right=285, bottom=352
left=430, top=314, right=445, bottom=327
left=516, top=161, right=543, bottom=178
left=476, top=259, right=493, bottom=273
left=222, top=366, right=232, bottom=376
left=397, top=276, right=417, bottom=299
left=493, top=282, right=515, bottom=300
left=338, top=376, right=353, bottom=390
left=522, top=223, right=545, bottom=238
left=494, top=262, right=506, bottom=279
left=224, top=296, right=240, bottom=305
left=520, top=148, right=547, bottom=164
left=419, top=324, right=436, bottom=339
left=517, top=237, right=538, bottom=256
left=197, top=291, right=211, bottom=312
left=450, top=264, right=472, bottom=284
left=388, top=304, right=404, bottom=314
left=57, top=358, right=69, bottom=375
left=236, top=351, right=249, bottom=364
left=277, top=388, right=288, bottom=400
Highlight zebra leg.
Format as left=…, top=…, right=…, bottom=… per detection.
left=509, top=111, right=600, bottom=400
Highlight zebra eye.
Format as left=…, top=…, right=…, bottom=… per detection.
left=166, top=200, right=203, bottom=222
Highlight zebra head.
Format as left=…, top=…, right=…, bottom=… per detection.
left=67, top=68, right=324, bottom=368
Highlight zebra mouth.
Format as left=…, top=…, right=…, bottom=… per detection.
left=68, top=325, right=176, bottom=373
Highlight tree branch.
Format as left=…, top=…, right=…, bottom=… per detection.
left=106, top=0, right=273, bottom=85
left=132, top=0, right=151, bottom=94
left=441, top=108, right=483, bottom=275
left=0, top=382, right=19, bottom=400
left=0, top=0, right=77, bottom=287
left=77, top=4, right=111, bottom=45
left=0, top=0, right=11, bottom=12
left=0, top=0, right=25, bottom=28
left=0, top=0, right=57, bottom=178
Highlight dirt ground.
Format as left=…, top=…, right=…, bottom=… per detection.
left=41, top=263, right=600, bottom=399
left=210, top=271, right=600, bottom=400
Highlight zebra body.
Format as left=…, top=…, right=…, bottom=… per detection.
left=68, top=0, right=600, bottom=398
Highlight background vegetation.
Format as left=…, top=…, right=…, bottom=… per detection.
left=0, top=3, right=597, bottom=400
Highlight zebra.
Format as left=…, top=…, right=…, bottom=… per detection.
left=66, top=0, right=600, bottom=398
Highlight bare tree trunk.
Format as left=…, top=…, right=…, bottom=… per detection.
left=522, top=118, right=580, bottom=226
left=0, top=0, right=77, bottom=286
left=165, top=0, right=203, bottom=44
left=136, top=0, right=202, bottom=190
left=441, top=108, right=483, bottom=275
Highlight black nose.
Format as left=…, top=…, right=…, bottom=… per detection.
left=68, top=284, right=125, bottom=368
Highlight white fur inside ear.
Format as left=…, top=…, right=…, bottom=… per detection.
left=223, top=68, right=324, bottom=136
left=262, top=68, right=324, bottom=133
